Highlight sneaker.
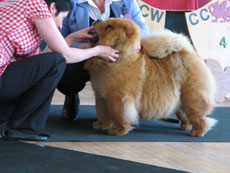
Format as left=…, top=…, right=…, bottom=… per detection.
left=62, top=93, right=80, bottom=120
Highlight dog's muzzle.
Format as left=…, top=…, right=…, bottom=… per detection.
left=89, top=32, right=99, bottom=44
left=89, top=20, right=101, bottom=44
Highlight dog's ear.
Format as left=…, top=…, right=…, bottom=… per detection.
left=122, top=22, right=135, bottom=38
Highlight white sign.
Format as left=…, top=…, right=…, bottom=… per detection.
left=186, top=0, right=230, bottom=70
left=138, top=0, right=165, bottom=32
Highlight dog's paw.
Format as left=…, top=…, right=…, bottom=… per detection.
left=189, top=129, right=203, bottom=137
left=108, top=126, right=134, bottom=136
left=93, top=122, right=101, bottom=130
left=93, top=121, right=112, bottom=130
left=180, top=122, right=192, bottom=131
left=108, top=128, right=125, bottom=136
left=189, top=117, right=217, bottom=137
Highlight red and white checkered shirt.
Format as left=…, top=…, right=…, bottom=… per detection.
left=0, top=0, right=51, bottom=76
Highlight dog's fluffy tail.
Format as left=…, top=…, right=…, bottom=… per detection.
left=141, top=30, right=195, bottom=58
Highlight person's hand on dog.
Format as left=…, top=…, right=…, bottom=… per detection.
left=96, top=45, right=120, bottom=62
left=65, top=26, right=95, bottom=46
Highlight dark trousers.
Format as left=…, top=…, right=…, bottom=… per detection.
left=165, top=11, right=190, bottom=39
left=57, top=61, right=89, bottom=96
left=0, top=53, right=66, bottom=134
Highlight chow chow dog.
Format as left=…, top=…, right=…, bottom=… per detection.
left=85, top=18, right=217, bottom=137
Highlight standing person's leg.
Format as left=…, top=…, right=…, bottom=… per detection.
left=57, top=61, right=90, bottom=120
left=0, top=52, right=66, bottom=141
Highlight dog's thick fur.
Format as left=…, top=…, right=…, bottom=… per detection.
left=85, top=18, right=217, bottom=137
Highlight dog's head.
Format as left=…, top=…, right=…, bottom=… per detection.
left=93, top=18, right=141, bottom=53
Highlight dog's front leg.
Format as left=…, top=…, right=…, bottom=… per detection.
left=93, top=95, right=112, bottom=130
left=107, top=97, right=135, bottom=136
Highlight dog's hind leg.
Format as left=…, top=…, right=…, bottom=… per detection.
left=181, top=94, right=217, bottom=137
left=93, top=95, right=113, bottom=130
left=175, top=109, right=192, bottom=131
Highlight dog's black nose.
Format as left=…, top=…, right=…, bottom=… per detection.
left=88, top=20, right=101, bottom=44
left=89, top=32, right=99, bottom=44
left=88, top=30, right=99, bottom=44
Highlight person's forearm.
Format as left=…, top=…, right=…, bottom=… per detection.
left=65, top=34, right=74, bottom=46
left=34, top=18, right=117, bottom=64
left=65, top=46, right=99, bottom=63
left=65, top=33, right=81, bottom=46
left=41, top=45, right=99, bottom=63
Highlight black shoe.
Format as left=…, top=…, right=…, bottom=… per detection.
left=62, top=93, right=80, bottom=120
left=1, top=128, right=50, bottom=141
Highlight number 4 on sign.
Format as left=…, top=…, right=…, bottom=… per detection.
left=220, top=36, right=227, bottom=48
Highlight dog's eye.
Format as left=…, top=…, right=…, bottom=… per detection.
left=106, top=24, right=113, bottom=30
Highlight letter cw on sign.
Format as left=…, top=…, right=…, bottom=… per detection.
left=140, top=4, right=164, bottom=23
left=189, top=8, right=210, bottom=25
